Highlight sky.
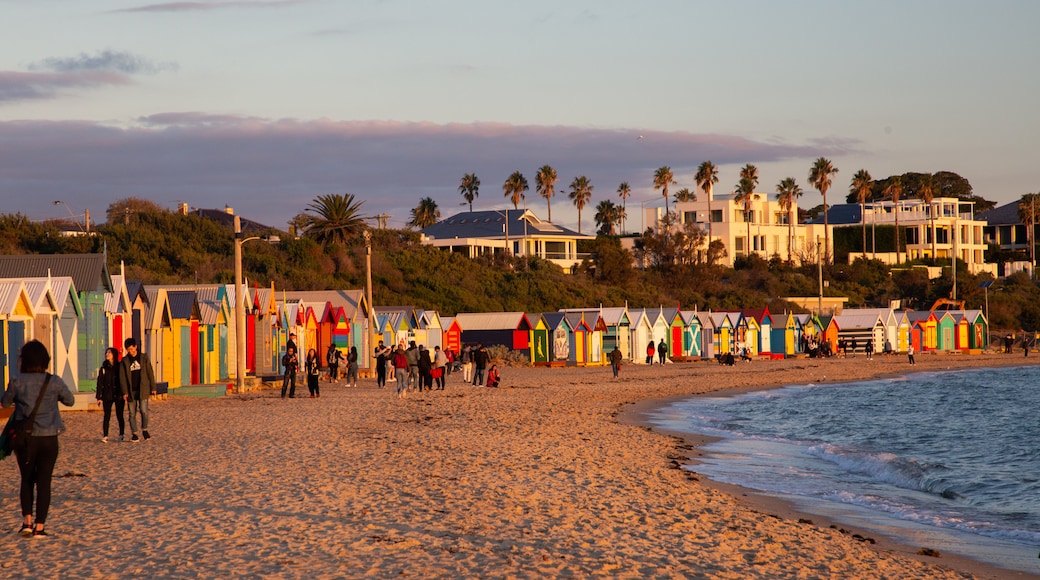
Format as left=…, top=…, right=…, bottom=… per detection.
left=2, top=0, right=1038, bottom=233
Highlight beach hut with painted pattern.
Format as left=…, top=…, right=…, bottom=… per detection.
left=526, top=313, right=549, bottom=365
left=693, top=312, right=716, bottom=359
left=441, top=316, right=462, bottom=354
left=560, top=307, right=629, bottom=361
left=0, top=281, right=36, bottom=386
left=710, top=312, right=734, bottom=355
left=18, top=277, right=82, bottom=388
left=677, top=310, right=703, bottom=358
left=540, top=312, right=572, bottom=365
left=455, top=312, right=532, bottom=353
left=964, top=310, right=987, bottom=350
left=563, top=312, right=593, bottom=365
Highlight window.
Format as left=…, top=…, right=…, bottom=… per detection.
left=683, top=211, right=698, bottom=224
left=710, top=210, right=723, bottom=223
left=775, top=212, right=789, bottom=225
left=906, top=228, right=919, bottom=244
left=735, top=237, right=745, bottom=252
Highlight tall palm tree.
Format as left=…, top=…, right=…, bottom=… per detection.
left=407, top=197, right=440, bottom=229
left=653, top=166, right=677, bottom=215
left=502, top=171, right=529, bottom=210
left=674, top=188, right=696, bottom=203
left=695, top=160, right=719, bottom=244
left=775, top=177, right=803, bottom=262
left=458, top=173, right=480, bottom=212
left=1018, top=193, right=1040, bottom=276
left=535, top=165, right=558, bottom=222
left=918, top=173, right=937, bottom=260
left=302, top=193, right=367, bottom=247
left=616, top=181, right=631, bottom=234
left=594, top=200, right=621, bottom=235
left=884, top=177, right=904, bottom=263
left=569, top=175, right=593, bottom=234
left=733, top=164, right=759, bottom=256
left=809, top=157, right=839, bottom=263
left=850, top=169, right=873, bottom=259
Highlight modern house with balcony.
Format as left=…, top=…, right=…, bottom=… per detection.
left=420, top=209, right=594, bottom=273
left=824, top=197, right=993, bottom=274
left=642, top=195, right=831, bottom=266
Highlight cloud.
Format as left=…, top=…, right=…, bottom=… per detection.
left=113, top=0, right=305, bottom=13
left=0, top=70, right=130, bottom=103
left=29, top=50, right=177, bottom=75
left=0, top=117, right=861, bottom=230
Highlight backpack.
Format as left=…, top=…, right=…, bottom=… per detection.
left=327, top=348, right=338, bottom=365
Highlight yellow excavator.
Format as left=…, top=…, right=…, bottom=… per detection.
left=930, top=297, right=965, bottom=311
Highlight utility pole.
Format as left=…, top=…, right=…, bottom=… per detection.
left=234, top=215, right=247, bottom=392
left=364, top=230, right=376, bottom=378
left=816, top=237, right=824, bottom=316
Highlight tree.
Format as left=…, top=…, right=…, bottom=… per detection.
left=106, top=197, right=163, bottom=225
left=733, top=164, right=759, bottom=256
left=594, top=200, right=622, bottom=236
left=775, top=177, right=803, bottom=262
left=809, top=157, right=838, bottom=263
left=617, top=181, right=631, bottom=234
left=408, top=197, right=440, bottom=229
left=569, top=175, right=593, bottom=234
left=653, top=166, right=677, bottom=215
left=850, top=169, right=873, bottom=259
left=695, top=161, right=720, bottom=244
left=884, top=177, right=903, bottom=263
left=637, top=211, right=710, bottom=267
left=458, top=173, right=480, bottom=212
left=301, top=193, right=367, bottom=247
left=1018, top=193, right=1040, bottom=276
left=674, top=188, right=696, bottom=203
left=535, top=165, right=558, bottom=222
left=502, top=170, right=529, bottom=210
left=919, top=173, right=937, bottom=261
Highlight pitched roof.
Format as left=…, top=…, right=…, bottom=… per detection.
left=166, top=290, right=198, bottom=320
left=0, top=280, right=31, bottom=317
left=421, top=209, right=591, bottom=240
left=975, top=201, right=1020, bottom=227
left=833, top=312, right=883, bottom=330
left=0, top=253, right=111, bottom=293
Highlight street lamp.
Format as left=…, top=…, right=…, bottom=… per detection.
left=234, top=215, right=264, bottom=393
left=364, top=230, right=376, bottom=379
left=53, top=200, right=89, bottom=232
left=816, top=237, right=824, bottom=316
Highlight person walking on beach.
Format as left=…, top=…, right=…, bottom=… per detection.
left=345, top=346, right=359, bottom=387
left=392, top=345, right=409, bottom=398
left=281, top=346, right=299, bottom=399
left=850, top=338, right=858, bottom=358
left=374, top=340, right=391, bottom=388
left=119, top=338, right=156, bottom=442
left=609, top=345, right=623, bottom=378
left=405, top=341, right=419, bottom=391
left=2, top=340, right=76, bottom=537
left=305, top=348, right=321, bottom=398
left=460, top=345, right=473, bottom=382
left=417, top=345, right=433, bottom=392
left=95, top=347, right=124, bottom=442
left=907, top=344, right=916, bottom=365
left=472, top=343, right=489, bottom=386
left=326, top=344, right=342, bottom=383
left=865, top=338, right=874, bottom=360
left=657, top=339, right=667, bottom=365
left=645, top=341, right=655, bottom=365
left=433, top=346, right=447, bottom=390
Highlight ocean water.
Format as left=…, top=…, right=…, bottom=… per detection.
left=649, top=366, right=1040, bottom=575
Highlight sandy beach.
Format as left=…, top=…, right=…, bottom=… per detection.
left=2, top=353, right=1037, bottom=579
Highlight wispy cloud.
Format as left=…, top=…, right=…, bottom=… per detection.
left=0, top=117, right=861, bottom=229
left=29, top=50, right=177, bottom=75
left=113, top=0, right=305, bottom=13
left=0, top=70, right=129, bottom=103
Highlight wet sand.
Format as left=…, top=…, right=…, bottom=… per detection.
left=1, top=353, right=1037, bottom=578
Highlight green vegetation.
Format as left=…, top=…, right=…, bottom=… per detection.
left=0, top=198, right=1036, bottom=331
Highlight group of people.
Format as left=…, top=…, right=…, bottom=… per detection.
left=280, top=333, right=361, bottom=399
left=2, top=337, right=157, bottom=538
left=374, top=341, right=500, bottom=399
left=644, top=339, right=668, bottom=365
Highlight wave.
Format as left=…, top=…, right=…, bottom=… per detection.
left=806, top=444, right=962, bottom=499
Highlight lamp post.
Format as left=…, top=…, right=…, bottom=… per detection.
left=53, top=200, right=88, bottom=232
left=234, top=216, right=262, bottom=393
left=816, top=237, right=824, bottom=316
left=364, top=230, right=376, bottom=379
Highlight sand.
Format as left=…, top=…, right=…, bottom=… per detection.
left=1, top=353, right=1037, bottom=579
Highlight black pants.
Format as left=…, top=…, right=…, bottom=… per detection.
left=473, top=367, right=485, bottom=386
left=419, top=370, right=432, bottom=391
left=376, top=360, right=387, bottom=387
left=328, top=364, right=338, bottom=381
left=17, top=436, right=59, bottom=524
left=307, top=373, right=320, bottom=396
left=102, top=397, right=125, bottom=438
left=281, top=371, right=296, bottom=397
left=434, top=371, right=445, bottom=390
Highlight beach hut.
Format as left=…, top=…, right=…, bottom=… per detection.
left=104, top=274, right=132, bottom=363
left=628, top=309, right=654, bottom=363
left=142, top=287, right=173, bottom=385
left=907, top=311, right=938, bottom=351
left=646, top=308, right=671, bottom=358
left=818, top=315, right=839, bottom=353
left=18, top=278, right=61, bottom=375
left=538, top=313, right=571, bottom=365
left=527, top=313, right=549, bottom=365
left=834, top=309, right=887, bottom=354
left=666, top=310, right=687, bottom=359
left=711, top=312, right=734, bottom=355
left=0, top=281, right=36, bottom=385
left=167, top=290, right=201, bottom=386
left=892, top=310, right=910, bottom=353
left=694, top=312, right=716, bottom=359
left=197, top=299, right=227, bottom=383
left=560, top=307, right=627, bottom=362
left=418, top=310, right=443, bottom=351
left=770, top=312, right=797, bottom=357
left=743, top=308, right=772, bottom=356
left=678, top=310, right=703, bottom=358
left=329, top=305, right=350, bottom=354
left=564, top=312, right=592, bottom=366
left=442, top=316, right=462, bottom=354
left=964, top=310, right=987, bottom=350
left=15, top=276, right=83, bottom=388
left=951, top=312, right=971, bottom=352
left=455, top=312, right=532, bottom=352
left=935, top=311, right=957, bottom=352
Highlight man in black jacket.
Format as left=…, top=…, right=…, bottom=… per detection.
left=119, top=338, right=156, bottom=443
left=472, top=344, right=490, bottom=386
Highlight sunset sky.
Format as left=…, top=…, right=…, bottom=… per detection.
left=3, top=0, right=1038, bottom=231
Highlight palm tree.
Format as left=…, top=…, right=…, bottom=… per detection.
left=653, top=166, right=677, bottom=215
left=850, top=169, right=873, bottom=259
left=502, top=171, right=529, bottom=210
left=302, top=193, right=367, bottom=247
left=733, top=164, right=759, bottom=256
left=407, top=197, right=440, bottom=229
left=569, top=175, right=593, bottom=234
left=458, top=173, right=480, bottom=212
left=674, top=188, right=696, bottom=203
left=695, top=161, right=719, bottom=244
left=775, top=177, right=803, bottom=262
left=594, top=200, right=621, bottom=235
left=535, top=165, right=558, bottom=222
left=884, top=177, right=904, bottom=263
left=809, top=157, right=839, bottom=263
left=1018, top=193, right=1040, bottom=276
left=918, top=173, right=937, bottom=260
left=616, top=181, right=631, bottom=234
